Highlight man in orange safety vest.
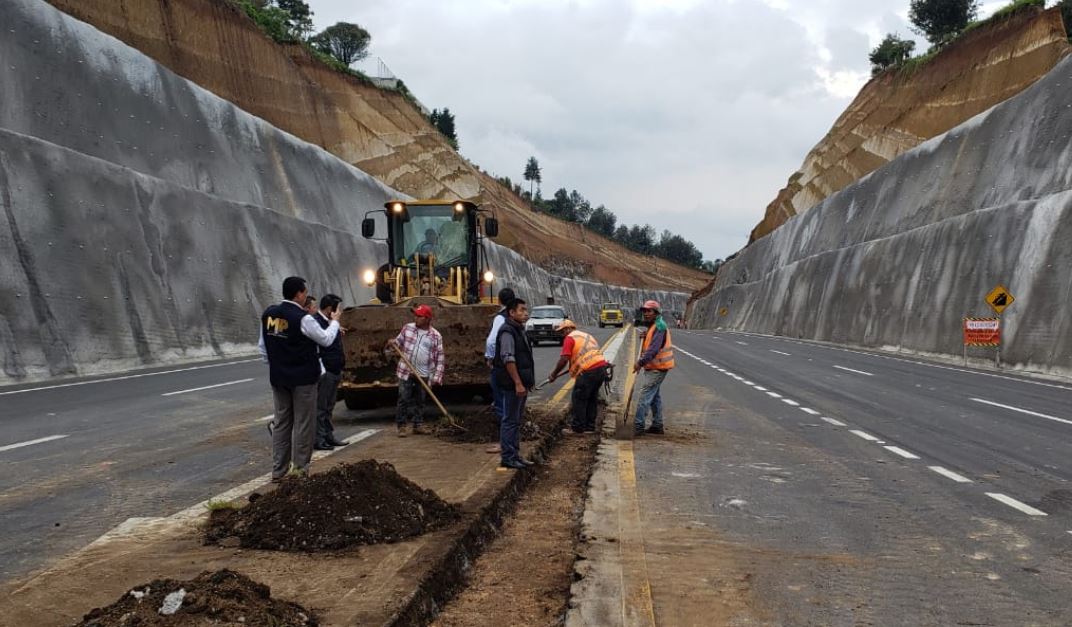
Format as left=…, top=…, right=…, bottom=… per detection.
left=632, top=300, right=674, bottom=436
left=547, top=319, right=611, bottom=434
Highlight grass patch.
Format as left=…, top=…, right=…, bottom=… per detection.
left=206, top=499, right=238, bottom=512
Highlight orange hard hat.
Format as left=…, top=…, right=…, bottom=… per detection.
left=554, top=319, right=577, bottom=332
left=642, top=300, right=661, bottom=311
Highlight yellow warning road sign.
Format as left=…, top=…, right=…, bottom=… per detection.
left=719, top=307, right=729, bottom=316
left=985, top=284, right=1015, bottom=314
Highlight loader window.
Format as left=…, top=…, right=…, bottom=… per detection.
left=393, top=205, right=471, bottom=268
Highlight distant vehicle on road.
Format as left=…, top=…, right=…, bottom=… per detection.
left=527, top=305, right=568, bottom=345
left=599, top=302, right=624, bottom=328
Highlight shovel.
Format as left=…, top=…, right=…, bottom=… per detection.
left=390, top=343, right=466, bottom=432
left=533, top=377, right=554, bottom=391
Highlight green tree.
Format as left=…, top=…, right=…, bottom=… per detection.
left=311, top=22, right=371, bottom=66
left=428, top=108, right=458, bottom=148
left=239, top=1, right=294, bottom=43
left=612, top=224, right=630, bottom=243
left=275, top=0, right=314, bottom=38
left=523, top=157, right=542, bottom=198
left=586, top=205, right=617, bottom=237
left=700, top=259, right=723, bottom=274
left=624, top=224, right=656, bottom=254
left=909, top=0, right=979, bottom=44
left=654, top=230, right=704, bottom=268
left=869, top=34, right=916, bottom=75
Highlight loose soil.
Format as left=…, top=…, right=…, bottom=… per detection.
left=77, top=569, right=316, bottom=626
left=205, top=460, right=459, bottom=552
left=434, top=406, right=561, bottom=444
left=431, top=425, right=601, bottom=626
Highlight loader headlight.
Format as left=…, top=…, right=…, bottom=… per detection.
left=363, top=269, right=376, bottom=286
left=391, top=202, right=404, bottom=214
left=454, top=202, right=465, bottom=213
left=483, top=270, right=494, bottom=283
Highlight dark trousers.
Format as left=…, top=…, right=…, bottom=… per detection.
left=316, top=370, right=341, bottom=445
left=571, top=365, right=608, bottom=432
left=489, top=368, right=507, bottom=421
left=397, top=376, right=427, bottom=426
left=500, top=391, right=527, bottom=465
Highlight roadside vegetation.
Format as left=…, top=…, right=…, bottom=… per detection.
left=869, top=0, right=1065, bottom=78
left=495, top=157, right=721, bottom=273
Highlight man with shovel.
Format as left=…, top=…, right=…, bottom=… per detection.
left=546, top=319, right=610, bottom=435
left=386, top=305, right=444, bottom=437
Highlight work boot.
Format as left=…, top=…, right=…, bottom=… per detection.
left=411, top=424, right=428, bottom=435
left=314, top=442, right=334, bottom=451
left=646, top=425, right=665, bottom=435
left=327, top=436, right=348, bottom=447
left=397, top=424, right=409, bottom=438
left=633, top=427, right=646, bottom=437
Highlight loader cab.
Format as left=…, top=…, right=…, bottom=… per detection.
left=361, top=200, right=498, bottom=305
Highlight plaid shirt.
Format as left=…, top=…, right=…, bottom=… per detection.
left=394, top=323, right=445, bottom=385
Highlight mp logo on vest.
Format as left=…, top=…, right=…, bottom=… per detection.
left=265, top=316, right=290, bottom=335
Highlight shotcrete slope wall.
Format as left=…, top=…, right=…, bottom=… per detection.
left=0, top=0, right=684, bottom=384
left=691, top=55, right=1072, bottom=377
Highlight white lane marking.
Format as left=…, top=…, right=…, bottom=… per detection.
left=850, top=429, right=879, bottom=442
left=986, top=493, right=1047, bottom=517
left=766, top=392, right=783, bottom=399
left=800, top=407, right=820, bottom=415
left=770, top=350, right=791, bottom=356
left=722, top=330, right=1072, bottom=392
left=0, top=434, right=69, bottom=453
left=742, top=380, right=755, bottom=385
left=970, top=398, right=1072, bottom=427
left=736, top=341, right=749, bottom=346
left=256, top=414, right=274, bottom=422
left=754, top=386, right=768, bottom=392
left=883, top=446, right=920, bottom=459
left=0, top=359, right=260, bottom=396
left=161, top=378, right=255, bottom=397
left=781, top=399, right=800, bottom=407
left=833, top=365, right=874, bottom=377
left=821, top=417, right=846, bottom=427
left=929, top=466, right=972, bottom=483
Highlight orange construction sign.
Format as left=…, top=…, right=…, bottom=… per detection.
left=963, top=317, right=1000, bottom=346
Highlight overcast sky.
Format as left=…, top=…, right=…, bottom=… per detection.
left=311, top=0, right=1007, bottom=261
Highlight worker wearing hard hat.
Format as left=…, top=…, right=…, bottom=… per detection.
left=632, top=300, right=675, bottom=436
left=547, top=319, right=611, bottom=434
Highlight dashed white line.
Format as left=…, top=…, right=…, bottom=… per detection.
left=770, top=350, right=791, bottom=356
left=766, top=392, right=783, bottom=399
left=781, top=399, right=800, bottom=407
left=986, top=493, right=1047, bottom=517
left=736, top=341, right=749, bottom=346
left=883, top=446, right=920, bottom=460
left=928, top=466, right=972, bottom=483
left=0, top=358, right=260, bottom=396
left=821, top=417, right=846, bottom=427
left=833, top=365, right=874, bottom=377
left=970, top=398, right=1072, bottom=427
left=800, top=407, right=820, bottom=415
left=753, top=386, right=768, bottom=392
left=161, top=378, right=255, bottom=397
left=0, top=434, right=69, bottom=453
left=743, top=380, right=755, bottom=386
left=850, top=429, right=879, bottom=442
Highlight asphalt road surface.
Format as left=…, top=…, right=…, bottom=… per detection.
left=0, top=326, right=620, bottom=583
left=632, top=329, right=1072, bottom=625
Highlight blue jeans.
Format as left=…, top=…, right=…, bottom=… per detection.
left=634, top=369, right=668, bottom=430
left=500, top=391, right=527, bottom=465
left=489, top=368, right=506, bottom=421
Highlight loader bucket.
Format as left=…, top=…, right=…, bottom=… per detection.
left=338, top=298, right=500, bottom=410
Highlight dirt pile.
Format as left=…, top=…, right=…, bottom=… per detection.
left=205, top=461, right=458, bottom=551
left=77, top=569, right=316, bottom=627
left=747, top=6, right=1069, bottom=244
left=44, top=0, right=710, bottom=293
left=434, top=407, right=561, bottom=443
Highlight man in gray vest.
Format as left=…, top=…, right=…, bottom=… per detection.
left=259, top=276, right=341, bottom=480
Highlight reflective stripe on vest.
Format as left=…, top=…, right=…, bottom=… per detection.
left=568, top=331, right=606, bottom=378
left=642, top=324, right=675, bottom=371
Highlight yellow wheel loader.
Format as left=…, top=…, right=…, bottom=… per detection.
left=338, top=200, right=501, bottom=409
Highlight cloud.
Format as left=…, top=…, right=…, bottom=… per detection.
left=312, top=0, right=918, bottom=261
